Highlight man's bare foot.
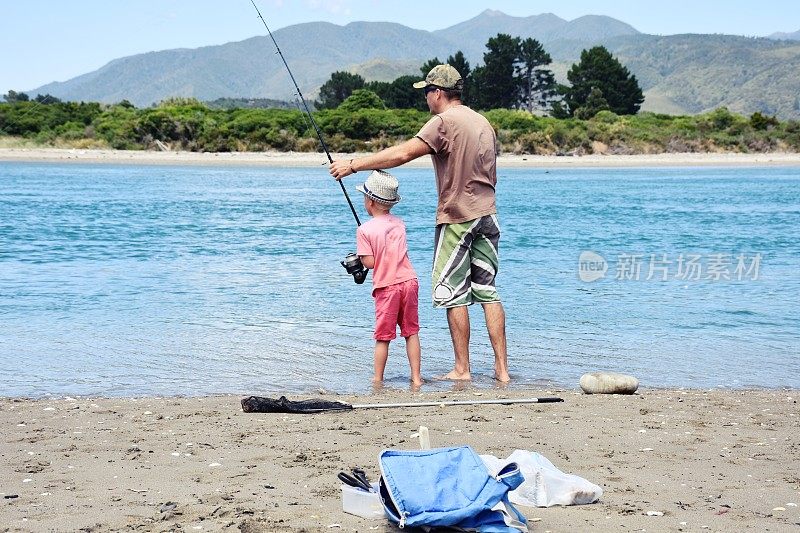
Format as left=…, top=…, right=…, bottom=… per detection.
left=494, top=371, right=510, bottom=383
left=438, top=369, right=471, bottom=381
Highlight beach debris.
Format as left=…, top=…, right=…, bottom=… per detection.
left=209, top=462, right=222, bottom=467
left=580, top=372, right=639, bottom=394
left=159, top=501, right=180, bottom=520
left=419, top=426, right=431, bottom=449
left=4, top=494, right=19, bottom=499
left=646, top=511, right=664, bottom=516
left=20, top=460, right=49, bottom=473
left=773, top=506, right=786, bottom=511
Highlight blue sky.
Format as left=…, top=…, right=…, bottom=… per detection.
left=1, top=0, right=799, bottom=93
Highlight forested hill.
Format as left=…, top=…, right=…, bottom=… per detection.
left=601, top=34, right=800, bottom=118
left=27, top=10, right=800, bottom=119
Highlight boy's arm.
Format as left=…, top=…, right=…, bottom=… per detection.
left=356, top=226, right=375, bottom=269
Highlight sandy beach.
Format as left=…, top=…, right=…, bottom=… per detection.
left=1, top=388, right=798, bottom=532
left=2, top=147, right=800, bottom=168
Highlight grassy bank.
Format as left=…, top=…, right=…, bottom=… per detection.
left=1, top=100, right=798, bottom=155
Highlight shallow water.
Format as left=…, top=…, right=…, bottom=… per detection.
left=1, top=162, right=798, bottom=397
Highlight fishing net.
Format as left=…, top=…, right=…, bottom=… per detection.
left=240, top=395, right=353, bottom=414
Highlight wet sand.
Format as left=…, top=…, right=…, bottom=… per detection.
left=2, top=147, right=800, bottom=168
left=1, top=388, right=798, bottom=531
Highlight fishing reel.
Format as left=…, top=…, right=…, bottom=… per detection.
left=341, top=253, right=368, bottom=284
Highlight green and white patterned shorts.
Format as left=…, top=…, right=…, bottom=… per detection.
left=431, top=214, right=501, bottom=308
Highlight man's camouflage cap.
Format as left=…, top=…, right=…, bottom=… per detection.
left=412, top=64, right=463, bottom=90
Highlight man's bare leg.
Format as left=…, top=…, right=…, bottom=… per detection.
left=482, top=302, right=510, bottom=382
left=373, top=340, right=389, bottom=383
left=405, top=334, right=423, bottom=386
left=442, top=306, right=471, bottom=380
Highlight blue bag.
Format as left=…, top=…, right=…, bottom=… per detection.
left=378, top=446, right=527, bottom=532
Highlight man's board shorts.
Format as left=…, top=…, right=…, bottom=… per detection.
left=432, top=214, right=501, bottom=308
left=373, top=278, right=420, bottom=341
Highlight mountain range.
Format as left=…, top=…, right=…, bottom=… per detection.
left=768, top=30, right=800, bottom=41
left=30, top=10, right=800, bottom=119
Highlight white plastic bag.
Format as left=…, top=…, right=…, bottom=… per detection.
left=480, top=450, right=603, bottom=507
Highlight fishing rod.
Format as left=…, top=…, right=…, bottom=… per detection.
left=250, top=1, right=368, bottom=284
left=249, top=0, right=361, bottom=228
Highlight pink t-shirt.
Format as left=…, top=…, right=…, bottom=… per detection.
left=356, top=213, right=417, bottom=292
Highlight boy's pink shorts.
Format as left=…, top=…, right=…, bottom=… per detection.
left=373, top=278, right=420, bottom=341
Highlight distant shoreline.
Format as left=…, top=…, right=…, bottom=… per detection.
left=2, top=147, right=800, bottom=168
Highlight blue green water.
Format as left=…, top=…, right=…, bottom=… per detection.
left=1, top=162, right=798, bottom=397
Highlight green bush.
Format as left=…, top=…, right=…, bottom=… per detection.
left=338, top=89, right=386, bottom=112
left=592, top=110, right=620, bottom=124
left=749, top=112, right=779, bottom=131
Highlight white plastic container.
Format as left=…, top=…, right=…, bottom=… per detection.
left=340, top=482, right=385, bottom=519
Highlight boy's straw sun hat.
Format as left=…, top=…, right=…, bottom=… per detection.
left=356, top=170, right=401, bottom=205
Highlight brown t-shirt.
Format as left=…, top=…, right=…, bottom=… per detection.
left=415, top=105, right=497, bottom=225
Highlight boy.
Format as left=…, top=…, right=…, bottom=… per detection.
left=355, top=170, right=422, bottom=386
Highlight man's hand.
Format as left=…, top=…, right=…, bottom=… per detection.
left=329, top=159, right=356, bottom=180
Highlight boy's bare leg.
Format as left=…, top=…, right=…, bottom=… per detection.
left=482, top=302, right=510, bottom=382
left=442, top=306, right=471, bottom=380
left=405, top=333, right=423, bottom=385
left=373, top=340, right=389, bottom=383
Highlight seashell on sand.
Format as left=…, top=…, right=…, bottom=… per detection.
left=580, top=372, right=639, bottom=394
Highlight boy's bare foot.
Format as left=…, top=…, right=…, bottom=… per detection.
left=438, top=369, right=471, bottom=381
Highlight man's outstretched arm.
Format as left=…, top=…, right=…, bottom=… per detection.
left=329, top=137, right=431, bottom=180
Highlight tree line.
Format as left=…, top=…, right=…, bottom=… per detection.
left=1, top=94, right=796, bottom=156
left=316, top=34, right=644, bottom=119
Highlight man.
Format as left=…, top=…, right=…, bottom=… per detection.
left=329, top=64, right=509, bottom=383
